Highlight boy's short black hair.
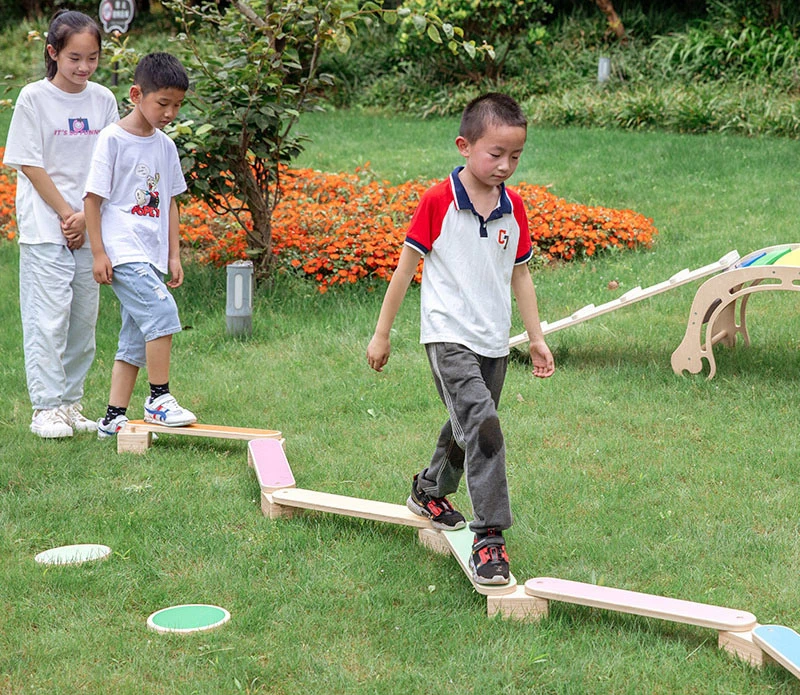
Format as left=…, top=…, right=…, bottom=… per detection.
left=459, top=93, right=527, bottom=143
left=134, top=52, right=189, bottom=94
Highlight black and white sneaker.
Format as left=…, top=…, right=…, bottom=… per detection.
left=469, top=529, right=510, bottom=585
left=406, top=474, right=466, bottom=530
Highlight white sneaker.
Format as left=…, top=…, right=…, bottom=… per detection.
left=97, top=414, right=129, bottom=439
left=143, top=393, right=197, bottom=427
left=30, top=408, right=73, bottom=439
left=60, top=402, right=97, bottom=433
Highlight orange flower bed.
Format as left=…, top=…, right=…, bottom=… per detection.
left=0, top=149, right=657, bottom=291
left=0, top=158, right=16, bottom=242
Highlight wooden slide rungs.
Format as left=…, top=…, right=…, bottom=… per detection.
left=269, top=487, right=433, bottom=529
left=509, top=250, right=740, bottom=348
left=525, top=577, right=757, bottom=632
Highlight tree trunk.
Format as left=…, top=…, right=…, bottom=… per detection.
left=766, top=0, right=782, bottom=25
left=594, top=0, right=626, bottom=42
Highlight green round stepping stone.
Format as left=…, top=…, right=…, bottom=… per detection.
left=146, top=604, right=230, bottom=634
left=34, top=544, right=112, bottom=566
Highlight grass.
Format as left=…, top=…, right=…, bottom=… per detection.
left=3, top=111, right=800, bottom=693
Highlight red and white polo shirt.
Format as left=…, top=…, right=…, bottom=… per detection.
left=405, top=167, right=533, bottom=358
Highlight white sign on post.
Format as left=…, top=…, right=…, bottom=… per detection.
left=98, top=0, right=135, bottom=34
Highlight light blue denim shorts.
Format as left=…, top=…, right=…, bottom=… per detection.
left=111, top=262, right=182, bottom=368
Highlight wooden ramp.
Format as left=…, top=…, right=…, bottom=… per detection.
left=509, top=250, right=739, bottom=349
left=117, top=420, right=282, bottom=453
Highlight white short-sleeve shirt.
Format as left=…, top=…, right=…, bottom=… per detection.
left=3, top=78, right=119, bottom=245
left=83, top=124, right=187, bottom=274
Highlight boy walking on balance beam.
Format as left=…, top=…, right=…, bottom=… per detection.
left=367, top=93, right=554, bottom=585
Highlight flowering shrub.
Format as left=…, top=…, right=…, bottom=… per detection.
left=0, top=148, right=657, bottom=291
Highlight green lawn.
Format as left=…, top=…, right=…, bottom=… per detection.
left=2, top=112, right=800, bottom=693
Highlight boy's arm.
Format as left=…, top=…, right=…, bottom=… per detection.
left=511, top=263, right=555, bottom=379
left=165, top=198, right=183, bottom=289
left=21, top=165, right=84, bottom=249
left=366, top=245, right=421, bottom=372
left=84, top=192, right=113, bottom=285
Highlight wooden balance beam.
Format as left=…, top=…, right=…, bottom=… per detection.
left=250, top=440, right=529, bottom=613
left=247, top=443, right=775, bottom=635
left=117, top=420, right=282, bottom=454
left=524, top=577, right=763, bottom=664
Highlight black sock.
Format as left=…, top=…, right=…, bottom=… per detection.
left=149, top=382, right=170, bottom=400
left=103, top=405, right=127, bottom=425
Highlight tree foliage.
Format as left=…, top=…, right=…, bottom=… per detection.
left=396, top=0, right=552, bottom=79
left=163, top=0, right=490, bottom=279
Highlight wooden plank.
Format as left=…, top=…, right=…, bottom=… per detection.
left=122, top=420, right=282, bottom=441
left=248, top=439, right=295, bottom=492
left=509, top=250, right=740, bottom=348
left=440, top=527, right=518, bottom=597
left=270, top=487, right=433, bottom=529
left=524, top=577, right=756, bottom=632
left=753, top=625, right=800, bottom=680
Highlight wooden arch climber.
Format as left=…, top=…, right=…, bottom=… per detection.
left=671, top=244, right=800, bottom=379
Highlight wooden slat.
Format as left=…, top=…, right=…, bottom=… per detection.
left=753, top=625, right=800, bottom=680
left=248, top=439, right=295, bottom=492
left=440, top=527, right=517, bottom=597
left=124, top=420, right=281, bottom=441
left=509, top=250, right=740, bottom=348
left=270, top=487, right=432, bottom=528
left=524, top=577, right=756, bottom=632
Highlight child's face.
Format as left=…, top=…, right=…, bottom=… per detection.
left=456, top=124, right=527, bottom=190
left=48, top=29, right=100, bottom=93
left=132, top=86, right=186, bottom=131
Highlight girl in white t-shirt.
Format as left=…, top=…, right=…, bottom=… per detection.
left=3, top=10, right=119, bottom=438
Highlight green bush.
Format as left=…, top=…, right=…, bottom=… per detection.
left=649, top=23, right=800, bottom=87
left=525, top=82, right=800, bottom=137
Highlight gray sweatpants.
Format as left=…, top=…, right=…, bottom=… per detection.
left=416, top=342, right=512, bottom=534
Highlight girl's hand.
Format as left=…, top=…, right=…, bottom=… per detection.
left=61, top=211, right=86, bottom=250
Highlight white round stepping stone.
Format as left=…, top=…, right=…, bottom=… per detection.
left=34, top=543, right=112, bottom=566
left=146, top=604, right=230, bottom=634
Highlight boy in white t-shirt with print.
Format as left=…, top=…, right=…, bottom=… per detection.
left=84, top=52, right=197, bottom=438
left=367, top=93, right=554, bottom=585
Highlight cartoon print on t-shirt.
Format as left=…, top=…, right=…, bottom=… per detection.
left=132, top=163, right=161, bottom=218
